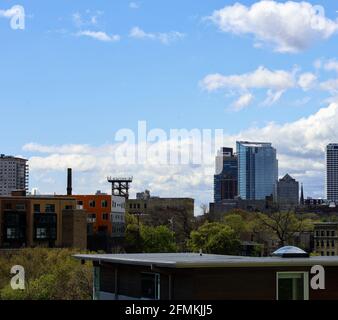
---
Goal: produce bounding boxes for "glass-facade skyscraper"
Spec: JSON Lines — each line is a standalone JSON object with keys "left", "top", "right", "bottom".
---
{"left": 326, "top": 144, "right": 338, "bottom": 201}
{"left": 236, "top": 141, "right": 278, "bottom": 200}
{"left": 214, "top": 148, "right": 238, "bottom": 203}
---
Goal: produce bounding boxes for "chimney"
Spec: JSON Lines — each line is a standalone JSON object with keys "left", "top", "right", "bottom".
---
{"left": 67, "top": 168, "right": 72, "bottom": 196}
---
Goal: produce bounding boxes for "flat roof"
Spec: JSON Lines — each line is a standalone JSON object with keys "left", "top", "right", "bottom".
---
{"left": 74, "top": 253, "right": 338, "bottom": 268}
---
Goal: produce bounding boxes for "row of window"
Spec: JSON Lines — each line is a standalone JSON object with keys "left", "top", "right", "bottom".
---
{"left": 87, "top": 213, "right": 110, "bottom": 222}
{"left": 320, "top": 251, "right": 336, "bottom": 256}
{"left": 129, "top": 203, "right": 147, "bottom": 210}
{"left": 77, "top": 200, "right": 109, "bottom": 208}
{"left": 315, "top": 230, "right": 336, "bottom": 237}
{"left": 316, "top": 240, "right": 335, "bottom": 248}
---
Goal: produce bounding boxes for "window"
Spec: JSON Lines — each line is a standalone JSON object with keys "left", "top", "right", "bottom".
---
{"left": 45, "top": 204, "right": 55, "bottom": 213}
{"left": 277, "top": 272, "right": 309, "bottom": 301}
{"left": 321, "top": 231, "right": 325, "bottom": 237}
{"left": 5, "top": 203, "right": 12, "bottom": 210}
{"left": 141, "top": 273, "right": 160, "bottom": 300}
{"left": 65, "top": 205, "right": 73, "bottom": 210}
{"left": 33, "top": 204, "right": 40, "bottom": 213}
{"left": 316, "top": 241, "right": 320, "bottom": 247}
{"left": 101, "top": 200, "right": 108, "bottom": 208}
{"left": 102, "top": 213, "right": 109, "bottom": 221}
{"left": 327, "top": 231, "right": 330, "bottom": 237}
{"left": 87, "top": 213, "right": 96, "bottom": 223}
{"left": 77, "top": 200, "right": 84, "bottom": 206}
{"left": 36, "top": 228, "right": 48, "bottom": 239}
{"left": 16, "top": 203, "right": 25, "bottom": 211}
{"left": 332, "top": 231, "right": 336, "bottom": 237}
{"left": 6, "top": 228, "right": 17, "bottom": 239}
{"left": 332, "top": 241, "right": 335, "bottom": 248}
{"left": 89, "top": 200, "right": 96, "bottom": 208}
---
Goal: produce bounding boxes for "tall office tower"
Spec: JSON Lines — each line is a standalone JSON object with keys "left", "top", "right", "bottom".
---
{"left": 0, "top": 154, "right": 29, "bottom": 196}
{"left": 214, "top": 147, "right": 238, "bottom": 203}
{"left": 326, "top": 144, "right": 338, "bottom": 201}
{"left": 237, "top": 141, "right": 278, "bottom": 200}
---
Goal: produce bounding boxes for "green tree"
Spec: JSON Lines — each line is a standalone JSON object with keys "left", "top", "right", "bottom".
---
{"left": 188, "top": 222, "right": 241, "bottom": 255}
{"left": 141, "top": 225, "right": 177, "bottom": 253}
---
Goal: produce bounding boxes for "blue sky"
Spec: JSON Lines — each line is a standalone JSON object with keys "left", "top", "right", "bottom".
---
{"left": 1, "top": 0, "right": 338, "bottom": 212}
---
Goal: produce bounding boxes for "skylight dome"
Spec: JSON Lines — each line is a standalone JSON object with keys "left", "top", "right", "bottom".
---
{"left": 272, "top": 246, "right": 309, "bottom": 258}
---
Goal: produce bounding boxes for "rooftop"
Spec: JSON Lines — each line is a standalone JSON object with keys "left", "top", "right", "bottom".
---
{"left": 74, "top": 253, "right": 338, "bottom": 268}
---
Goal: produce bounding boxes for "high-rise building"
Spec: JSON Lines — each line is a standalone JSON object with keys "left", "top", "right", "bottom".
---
{"left": 237, "top": 141, "right": 278, "bottom": 200}
{"left": 214, "top": 148, "right": 238, "bottom": 202}
{"left": 326, "top": 144, "right": 338, "bottom": 201}
{"left": 276, "top": 174, "right": 299, "bottom": 210}
{"left": 0, "top": 154, "right": 29, "bottom": 196}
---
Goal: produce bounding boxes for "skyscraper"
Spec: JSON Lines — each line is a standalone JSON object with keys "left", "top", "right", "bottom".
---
{"left": 237, "top": 141, "right": 278, "bottom": 200}
{"left": 0, "top": 154, "right": 29, "bottom": 196}
{"left": 326, "top": 144, "right": 338, "bottom": 201}
{"left": 276, "top": 174, "right": 299, "bottom": 210}
{"left": 214, "top": 148, "right": 238, "bottom": 203}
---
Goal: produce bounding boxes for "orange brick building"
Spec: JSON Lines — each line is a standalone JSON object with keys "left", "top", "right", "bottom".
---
{"left": 72, "top": 194, "right": 112, "bottom": 236}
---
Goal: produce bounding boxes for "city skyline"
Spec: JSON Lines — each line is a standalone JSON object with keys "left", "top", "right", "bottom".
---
{"left": 2, "top": 1, "right": 338, "bottom": 209}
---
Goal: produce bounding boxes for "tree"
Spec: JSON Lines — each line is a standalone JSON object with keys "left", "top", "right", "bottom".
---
{"left": 256, "top": 211, "right": 306, "bottom": 247}
{"left": 0, "top": 248, "right": 93, "bottom": 300}
{"left": 223, "top": 214, "right": 247, "bottom": 234}
{"left": 188, "top": 222, "right": 241, "bottom": 255}
{"left": 141, "top": 225, "right": 177, "bottom": 253}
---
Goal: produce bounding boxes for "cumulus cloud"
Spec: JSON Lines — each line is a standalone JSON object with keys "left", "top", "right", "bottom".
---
{"left": 129, "top": 26, "right": 185, "bottom": 44}
{"left": 324, "top": 59, "right": 338, "bottom": 73}
{"left": 76, "top": 30, "right": 120, "bottom": 42}
{"left": 201, "top": 66, "right": 298, "bottom": 106}
{"left": 23, "top": 102, "right": 338, "bottom": 208}
{"left": 207, "top": 1, "right": 338, "bottom": 53}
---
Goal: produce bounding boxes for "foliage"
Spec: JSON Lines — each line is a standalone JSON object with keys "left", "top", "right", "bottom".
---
{"left": 0, "top": 248, "right": 92, "bottom": 300}
{"left": 141, "top": 225, "right": 177, "bottom": 253}
{"left": 188, "top": 222, "right": 241, "bottom": 255}
{"left": 125, "top": 219, "right": 177, "bottom": 253}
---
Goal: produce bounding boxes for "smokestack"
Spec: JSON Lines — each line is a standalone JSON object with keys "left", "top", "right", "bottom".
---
{"left": 67, "top": 168, "right": 72, "bottom": 196}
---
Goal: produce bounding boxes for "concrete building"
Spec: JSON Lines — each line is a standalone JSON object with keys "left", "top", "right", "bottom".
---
{"left": 314, "top": 222, "right": 338, "bottom": 256}
{"left": 111, "top": 196, "right": 126, "bottom": 238}
{"left": 0, "top": 154, "right": 29, "bottom": 196}
{"left": 237, "top": 141, "right": 278, "bottom": 200}
{"left": 127, "top": 192, "right": 194, "bottom": 246}
{"left": 276, "top": 174, "right": 299, "bottom": 210}
{"left": 75, "top": 246, "right": 338, "bottom": 300}
{"left": 0, "top": 191, "right": 87, "bottom": 249}
{"left": 214, "top": 148, "right": 238, "bottom": 203}
{"left": 326, "top": 144, "right": 338, "bottom": 201}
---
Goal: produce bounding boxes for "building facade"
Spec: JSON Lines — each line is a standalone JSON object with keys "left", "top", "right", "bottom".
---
{"left": 326, "top": 144, "right": 338, "bottom": 201}
{"left": 314, "top": 222, "right": 338, "bottom": 256}
{"left": 0, "top": 155, "right": 29, "bottom": 196}
{"left": 214, "top": 148, "right": 238, "bottom": 203}
{"left": 276, "top": 174, "right": 299, "bottom": 210}
{"left": 0, "top": 192, "right": 87, "bottom": 249}
{"left": 237, "top": 141, "right": 278, "bottom": 200}
{"left": 127, "top": 193, "right": 194, "bottom": 246}
{"left": 76, "top": 251, "right": 338, "bottom": 300}
{"left": 111, "top": 196, "right": 126, "bottom": 238}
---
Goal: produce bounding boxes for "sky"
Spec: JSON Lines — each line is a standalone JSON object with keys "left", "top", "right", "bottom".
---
{"left": 1, "top": 0, "right": 338, "bottom": 214}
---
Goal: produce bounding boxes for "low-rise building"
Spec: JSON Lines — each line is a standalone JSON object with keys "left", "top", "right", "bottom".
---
{"left": 314, "top": 222, "right": 338, "bottom": 256}
{"left": 0, "top": 191, "right": 87, "bottom": 249}
{"left": 111, "top": 196, "right": 126, "bottom": 238}
{"left": 75, "top": 246, "right": 338, "bottom": 300}
{"left": 127, "top": 192, "right": 194, "bottom": 246}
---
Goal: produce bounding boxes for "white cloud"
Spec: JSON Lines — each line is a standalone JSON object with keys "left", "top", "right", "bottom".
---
{"left": 129, "top": 26, "right": 185, "bottom": 44}
{"left": 320, "top": 79, "right": 338, "bottom": 95}
{"left": 76, "top": 30, "right": 120, "bottom": 42}
{"left": 201, "top": 67, "right": 295, "bottom": 92}
{"left": 208, "top": 1, "right": 338, "bottom": 53}
{"left": 72, "top": 10, "right": 103, "bottom": 28}
{"left": 324, "top": 59, "right": 338, "bottom": 73}
{"left": 298, "top": 72, "right": 317, "bottom": 91}
{"left": 233, "top": 93, "right": 254, "bottom": 110}
{"left": 201, "top": 66, "right": 296, "bottom": 106}
{"left": 23, "top": 102, "right": 338, "bottom": 207}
